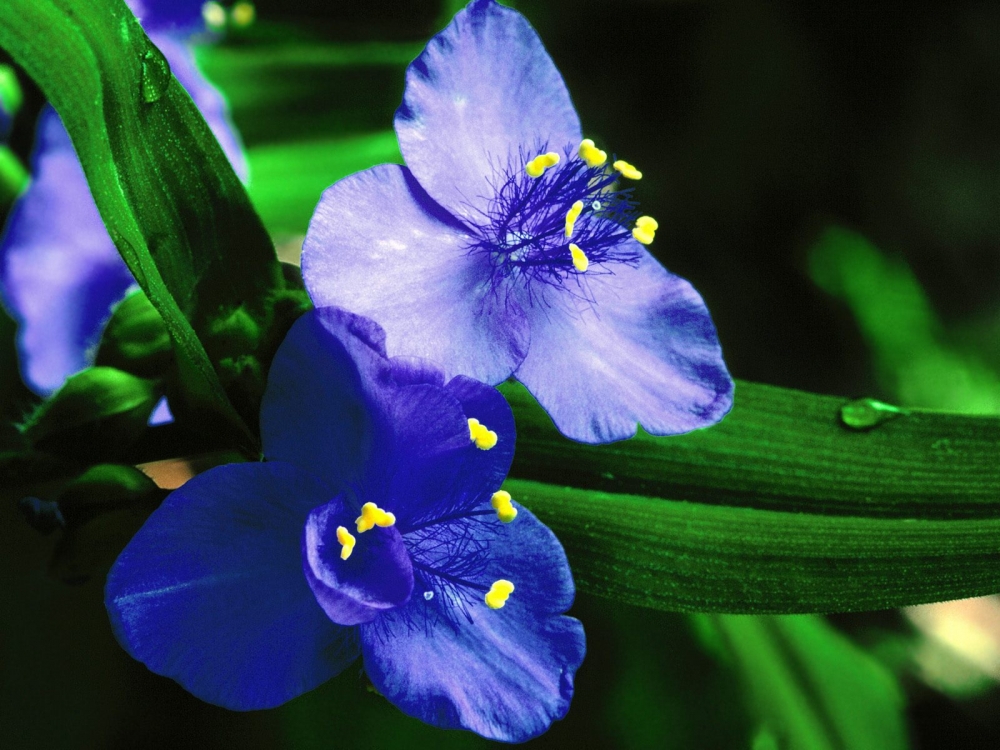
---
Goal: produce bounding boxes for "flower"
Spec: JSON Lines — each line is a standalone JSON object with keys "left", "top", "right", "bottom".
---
{"left": 105, "top": 307, "right": 585, "bottom": 742}
{"left": 0, "top": 0, "right": 246, "bottom": 397}
{"left": 301, "top": 0, "right": 734, "bottom": 444}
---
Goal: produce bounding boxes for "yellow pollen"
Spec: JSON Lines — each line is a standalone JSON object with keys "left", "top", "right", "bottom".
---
{"left": 525, "top": 151, "right": 560, "bottom": 178}
{"left": 485, "top": 579, "right": 515, "bottom": 609}
{"left": 569, "top": 243, "right": 589, "bottom": 272}
{"left": 613, "top": 160, "right": 642, "bottom": 180}
{"left": 578, "top": 138, "right": 608, "bottom": 168}
{"left": 490, "top": 490, "right": 518, "bottom": 523}
{"left": 202, "top": 1, "right": 226, "bottom": 29}
{"left": 632, "top": 228, "right": 654, "bottom": 245}
{"left": 355, "top": 502, "right": 396, "bottom": 533}
{"left": 632, "top": 215, "right": 657, "bottom": 245}
{"left": 564, "top": 200, "right": 584, "bottom": 237}
{"left": 231, "top": 1, "right": 256, "bottom": 27}
{"left": 468, "top": 418, "right": 498, "bottom": 450}
{"left": 336, "top": 526, "right": 356, "bottom": 560}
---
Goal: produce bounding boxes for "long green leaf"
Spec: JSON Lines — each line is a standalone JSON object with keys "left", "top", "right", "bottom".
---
{"left": 702, "top": 615, "right": 908, "bottom": 750}
{"left": 503, "top": 380, "right": 1000, "bottom": 518}
{"left": 0, "top": 0, "right": 283, "bottom": 451}
{"left": 511, "top": 478, "right": 1000, "bottom": 613}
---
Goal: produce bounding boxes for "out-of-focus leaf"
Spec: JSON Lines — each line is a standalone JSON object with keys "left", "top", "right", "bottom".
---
{"left": 56, "top": 464, "right": 161, "bottom": 528}
{"left": 247, "top": 131, "right": 401, "bottom": 237}
{"left": 503, "top": 380, "right": 1000, "bottom": 519}
{"left": 22, "top": 367, "right": 159, "bottom": 460}
{"left": 510, "top": 478, "right": 1000, "bottom": 613}
{"left": 0, "top": 0, "right": 284, "bottom": 452}
{"left": 701, "top": 615, "right": 908, "bottom": 750}
{"left": 95, "top": 290, "right": 173, "bottom": 379}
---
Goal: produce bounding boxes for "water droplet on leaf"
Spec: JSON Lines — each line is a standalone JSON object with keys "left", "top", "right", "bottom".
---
{"left": 839, "top": 398, "right": 907, "bottom": 430}
{"left": 140, "top": 45, "right": 171, "bottom": 104}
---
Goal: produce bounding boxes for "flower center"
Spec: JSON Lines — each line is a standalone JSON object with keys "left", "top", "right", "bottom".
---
{"left": 467, "top": 138, "right": 656, "bottom": 303}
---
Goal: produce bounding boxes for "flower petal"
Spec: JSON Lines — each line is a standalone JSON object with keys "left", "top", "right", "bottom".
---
{"left": 303, "top": 495, "right": 414, "bottom": 626}
{"left": 514, "top": 248, "right": 734, "bottom": 443}
{"left": 395, "top": 0, "right": 582, "bottom": 223}
{"left": 260, "top": 308, "right": 387, "bottom": 489}
{"left": 362, "top": 507, "right": 584, "bottom": 742}
{"left": 127, "top": 0, "right": 206, "bottom": 37}
{"left": 0, "top": 108, "right": 135, "bottom": 395}
{"left": 302, "top": 164, "right": 529, "bottom": 384}
{"left": 105, "top": 462, "right": 358, "bottom": 710}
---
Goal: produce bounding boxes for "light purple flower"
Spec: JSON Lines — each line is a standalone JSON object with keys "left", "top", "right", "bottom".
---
{"left": 302, "top": 0, "right": 733, "bottom": 444}
{"left": 0, "top": 1, "right": 246, "bottom": 396}
{"left": 106, "top": 307, "right": 585, "bottom": 742}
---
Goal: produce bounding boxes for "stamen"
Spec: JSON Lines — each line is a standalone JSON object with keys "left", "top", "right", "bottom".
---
{"left": 632, "top": 215, "right": 657, "bottom": 245}
{"left": 356, "top": 501, "right": 396, "bottom": 533}
{"left": 490, "top": 490, "right": 518, "bottom": 523}
{"left": 468, "top": 418, "right": 498, "bottom": 450}
{"left": 231, "top": 1, "right": 256, "bottom": 28}
{"left": 613, "top": 160, "right": 642, "bottom": 180}
{"left": 525, "top": 151, "right": 561, "bottom": 178}
{"left": 336, "top": 525, "right": 356, "bottom": 560}
{"left": 569, "top": 243, "right": 589, "bottom": 272}
{"left": 578, "top": 138, "right": 607, "bottom": 168}
{"left": 202, "top": 1, "right": 226, "bottom": 29}
{"left": 485, "top": 579, "right": 515, "bottom": 609}
{"left": 564, "top": 200, "right": 584, "bottom": 237}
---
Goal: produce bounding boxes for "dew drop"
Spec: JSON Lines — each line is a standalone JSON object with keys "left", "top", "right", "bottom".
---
{"left": 591, "top": 201, "right": 602, "bottom": 210}
{"left": 140, "top": 45, "right": 171, "bottom": 104}
{"left": 839, "top": 398, "right": 907, "bottom": 430}
{"left": 423, "top": 590, "right": 434, "bottom": 601}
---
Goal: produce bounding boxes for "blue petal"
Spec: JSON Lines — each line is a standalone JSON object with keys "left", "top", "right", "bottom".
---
{"left": 0, "top": 108, "right": 135, "bottom": 394}
{"left": 127, "top": 0, "right": 207, "bottom": 37}
{"left": 387, "top": 374, "right": 516, "bottom": 529}
{"left": 106, "top": 461, "right": 358, "bottom": 710}
{"left": 514, "top": 247, "right": 734, "bottom": 443}
{"left": 303, "top": 495, "right": 413, "bottom": 626}
{"left": 395, "top": 0, "right": 582, "bottom": 224}
{"left": 302, "top": 164, "right": 529, "bottom": 384}
{"left": 260, "top": 307, "right": 388, "bottom": 488}
{"left": 362, "top": 507, "right": 584, "bottom": 742}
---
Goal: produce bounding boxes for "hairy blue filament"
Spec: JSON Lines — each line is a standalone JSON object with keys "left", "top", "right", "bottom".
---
{"left": 466, "top": 145, "right": 644, "bottom": 304}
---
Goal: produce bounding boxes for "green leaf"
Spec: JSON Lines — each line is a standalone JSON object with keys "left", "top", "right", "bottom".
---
{"left": 510, "top": 477, "right": 1000, "bottom": 613}
{"left": 22, "top": 367, "right": 159, "bottom": 460}
{"left": 701, "top": 615, "right": 908, "bottom": 750}
{"left": 503, "top": 380, "right": 1000, "bottom": 519}
{"left": 0, "top": 0, "right": 283, "bottom": 452}
{"left": 95, "top": 290, "right": 173, "bottom": 379}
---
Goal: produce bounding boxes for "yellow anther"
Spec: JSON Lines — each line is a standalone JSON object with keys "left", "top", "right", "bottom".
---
{"left": 355, "top": 502, "right": 396, "bottom": 533}
{"left": 578, "top": 138, "right": 608, "bottom": 168}
{"left": 336, "top": 526, "right": 356, "bottom": 560}
{"left": 468, "top": 418, "right": 498, "bottom": 450}
{"left": 202, "top": 1, "right": 226, "bottom": 29}
{"left": 485, "top": 579, "right": 515, "bottom": 609}
{"left": 569, "top": 243, "right": 589, "bottom": 272}
{"left": 231, "top": 1, "right": 256, "bottom": 27}
{"left": 490, "top": 490, "right": 518, "bottom": 523}
{"left": 632, "top": 227, "right": 654, "bottom": 245}
{"left": 613, "top": 160, "right": 642, "bottom": 180}
{"left": 525, "top": 152, "right": 561, "bottom": 178}
{"left": 632, "top": 215, "right": 657, "bottom": 245}
{"left": 564, "top": 200, "right": 584, "bottom": 237}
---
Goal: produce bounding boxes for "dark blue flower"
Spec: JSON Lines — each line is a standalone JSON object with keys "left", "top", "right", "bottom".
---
{"left": 301, "top": 0, "right": 734, "bottom": 444}
{"left": 0, "top": 1, "right": 246, "bottom": 396}
{"left": 105, "top": 307, "right": 585, "bottom": 742}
